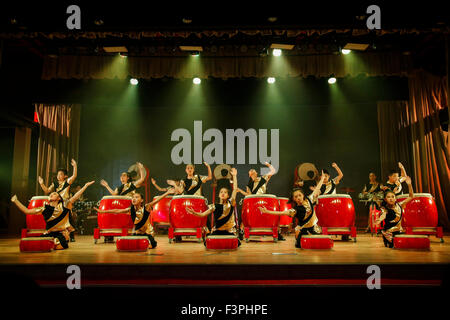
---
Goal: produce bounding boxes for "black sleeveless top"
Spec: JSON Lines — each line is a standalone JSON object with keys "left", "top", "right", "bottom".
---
{"left": 117, "top": 182, "right": 137, "bottom": 196}
{"left": 247, "top": 176, "right": 267, "bottom": 194}
{"left": 382, "top": 203, "right": 403, "bottom": 231}
{"left": 292, "top": 196, "right": 315, "bottom": 227}
{"left": 130, "top": 205, "right": 151, "bottom": 230}
{"left": 212, "top": 201, "right": 235, "bottom": 230}
{"left": 41, "top": 203, "right": 71, "bottom": 231}
{"left": 182, "top": 174, "right": 203, "bottom": 195}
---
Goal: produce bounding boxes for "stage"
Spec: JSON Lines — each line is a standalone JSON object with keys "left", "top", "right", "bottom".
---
{"left": 1, "top": 233, "right": 449, "bottom": 288}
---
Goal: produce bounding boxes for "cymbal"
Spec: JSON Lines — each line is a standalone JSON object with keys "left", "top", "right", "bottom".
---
{"left": 214, "top": 164, "right": 232, "bottom": 180}
{"left": 128, "top": 163, "right": 147, "bottom": 181}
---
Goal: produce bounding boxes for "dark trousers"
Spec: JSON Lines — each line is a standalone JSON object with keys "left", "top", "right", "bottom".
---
{"left": 40, "top": 231, "right": 68, "bottom": 249}
{"left": 134, "top": 233, "right": 157, "bottom": 248}
{"left": 295, "top": 227, "right": 319, "bottom": 248}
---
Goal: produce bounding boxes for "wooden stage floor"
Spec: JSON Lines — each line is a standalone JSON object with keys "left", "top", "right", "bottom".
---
{"left": 0, "top": 233, "right": 449, "bottom": 288}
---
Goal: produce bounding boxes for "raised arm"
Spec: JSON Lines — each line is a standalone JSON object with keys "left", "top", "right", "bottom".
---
{"left": 69, "top": 181, "right": 95, "bottom": 205}
{"left": 68, "top": 159, "right": 77, "bottom": 184}
{"left": 237, "top": 187, "right": 250, "bottom": 197}
{"left": 151, "top": 178, "right": 168, "bottom": 192}
{"left": 186, "top": 205, "right": 214, "bottom": 218}
{"left": 398, "top": 162, "right": 407, "bottom": 181}
{"left": 332, "top": 162, "right": 344, "bottom": 184}
{"left": 264, "top": 162, "right": 277, "bottom": 178}
{"left": 38, "top": 176, "right": 51, "bottom": 194}
{"left": 311, "top": 171, "right": 326, "bottom": 199}
{"left": 230, "top": 168, "right": 238, "bottom": 203}
{"left": 11, "top": 195, "right": 39, "bottom": 215}
{"left": 399, "top": 176, "right": 414, "bottom": 208}
{"left": 100, "top": 179, "right": 117, "bottom": 195}
{"left": 145, "top": 188, "right": 176, "bottom": 210}
{"left": 202, "top": 162, "right": 213, "bottom": 182}
{"left": 134, "top": 162, "right": 146, "bottom": 188}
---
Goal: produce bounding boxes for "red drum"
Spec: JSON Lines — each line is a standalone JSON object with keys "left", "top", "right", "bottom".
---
{"left": 151, "top": 196, "right": 172, "bottom": 225}
{"left": 206, "top": 235, "right": 239, "bottom": 250}
{"left": 94, "top": 196, "right": 133, "bottom": 243}
{"left": 278, "top": 197, "right": 292, "bottom": 227}
{"left": 22, "top": 196, "right": 48, "bottom": 237}
{"left": 396, "top": 193, "right": 443, "bottom": 241}
{"left": 394, "top": 235, "right": 430, "bottom": 250}
{"left": 369, "top": 204, "right": 383, "bottom": 235}
{"left": 168, "top": 195, "right": 208, "bottom": 242}
{"left": 116, "top": 236, "right": 149, "bottom": 252}
{"left": 301, "top": 235, "right": 334, "bottom": 249}
{"left": 316, "top": 194, "right": 357, "bottom": 241}
{"left": 242, "top": 194, "right": 280, "bottom": 242}
{"left": 20, "top": 237, "right": 54, "bottom": 252}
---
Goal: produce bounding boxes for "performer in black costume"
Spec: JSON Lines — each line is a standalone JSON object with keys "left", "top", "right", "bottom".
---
{"left": 167, "top": 162, "right": 212, "bottom": 196}
{"left": 359, "top": 172, "right": 383, "bottom": 232}
{"left": 375, "top": 175, "right": 414, "bottom": 248}
{"left": 311, "top": 162, "right": 343, "bottom": 196}
{"left": 259, "top": 172, "right": 326, "bottom": 248}
{"left": 381, "top": 162, "right": 407, "bottom": 196}
{"left": 186, "top": 168, "right": 240, "bottom": 246}
{"left": 100, "top": 162, "right": 146, "bottom": 197}
{"left": 38, "top": 159, "right": 78, "bottom": 242}
{"left": 11, "top": 181, "right": 94, "bottom": 249}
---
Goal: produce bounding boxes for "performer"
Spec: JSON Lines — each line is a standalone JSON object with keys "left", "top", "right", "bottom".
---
{"left": 167, "top": 162, "right": 212, "bottom": 196}
{"left": 258, "top": 172, "right": 326, "bottom": 248}
{"left": 237, "top": 162, "right": 276, "bottom": 196}
{"left": 359, "top": 172, "right": 383, "bottom": 232}
{"left": 11, "top": 181, "right": 95, "bottom": 250}
{"left": 38, "top": 159, "right": 78, "bottom": 241}
{"left": 186, "top": 168, "right": 240, "bottom": 246}
{"left": 100, "top": 162, "right": 146, "bottom": 196}
{"left": 95, "top": 188, "right": 176, "bottom": 248}
{"left": 381, "top": 162, "right": 407, "bottom": 196}
{"left": 313, "top": 162, "right": 343, "bottom": 195}
{"left": 236, "top": 162, "right": 283, "bottom": 240}
{"left": 375, "top": 176, "right": 414, "bottom": 248}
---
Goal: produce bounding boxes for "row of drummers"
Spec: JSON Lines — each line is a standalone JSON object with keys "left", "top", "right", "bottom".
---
{"left": 14, "top": 162, "right": 443, "bottom": 251}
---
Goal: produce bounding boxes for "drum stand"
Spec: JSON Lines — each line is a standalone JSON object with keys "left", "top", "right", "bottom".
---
{"left": 168, "top": 227, "right": 204, "bottom": 243}
{"left": 244, "top": 227, "right": 279, "bottom": 243}
{"left": 93, "top": 228, "right": 132, "bottom": 244}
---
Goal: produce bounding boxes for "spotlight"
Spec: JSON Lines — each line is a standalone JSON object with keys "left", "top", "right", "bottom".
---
{"left": 119, "top": 52, "right": 128, "bottom": 58}
{"left": 191, "top": 51, "right": 200, "bottom": 57}
{"left": 272, "top": 49, "right": 282, "bottom": 56}
{"left": 328, "top": 77, "right": 337, "bottom": 84}
{"left": 130, "top": 78, "right": 138, "bottom": 85}
{"left": 267, "top": 77, "right": 276, "bottom": 84}
{"left": 193, "top": 77, "right": 201, "bottom": 85}
{"left": 341, "top": 49, "right": 351, "bottom": 55}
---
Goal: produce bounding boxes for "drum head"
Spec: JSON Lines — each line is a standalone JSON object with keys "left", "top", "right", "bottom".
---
{"left": 296, "top": 163, "right": 319, "bottom": 181}
{"left": 207, "top": 235, "right": 237, "bottom": 239}
{"left": 101, "top": 195, "right": 132, "bottom": 200}
{"left": 318, "top": 194, "right": 352, "bottom": 199}
{"left": 394, "top": 234, "right": 428, "bottom": 238}
{"left": 302, "top": 235, "right": 331, "bottom": 239}
{"left": 30, "top": 196, "right": 49, "bottom": 200}
{"left": 214, "top": 164, "right": 232, "bottom": 180}
{"left": 244, "top": 194, "right": 277, "bottom": 199}
{"left": 22, "top": 237, "right": 53, "bottom": 241}
{"left": 171, "top": 195, "right": 206, "bottom": 200}
{"left": 117, "top": 236, "right": 149, "bottom": 240}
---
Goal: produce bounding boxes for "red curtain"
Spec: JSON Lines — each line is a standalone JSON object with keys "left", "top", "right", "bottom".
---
{"left": 35, "top": 104, "right": 81, "bottom": 194}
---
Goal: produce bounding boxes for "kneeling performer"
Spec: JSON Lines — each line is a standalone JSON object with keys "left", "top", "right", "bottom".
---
{"left": 259, "top": 172, "right": 325, "bottom": 248}
{"left": 186, "top": 168, "right": 240, "bottom": 245}
{"left": 11, "top": 181, "right": 95, "bottom": 249}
